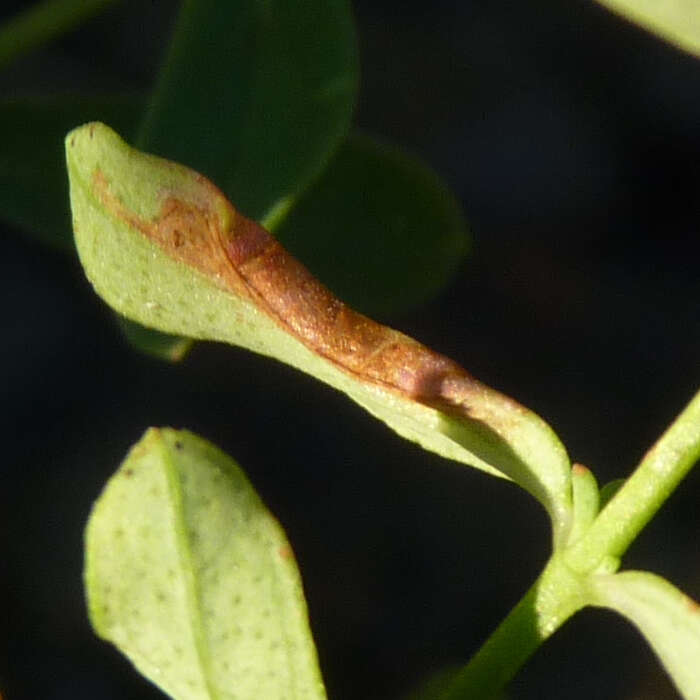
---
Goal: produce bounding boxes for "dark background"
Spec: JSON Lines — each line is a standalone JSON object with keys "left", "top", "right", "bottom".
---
{"left": 2, "top": 1, "right": 699, "bottom": 698}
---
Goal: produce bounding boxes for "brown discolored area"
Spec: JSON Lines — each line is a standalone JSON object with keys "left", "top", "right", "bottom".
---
{"left": 219, "top": 216, "right": 475, "bottom": 403}
{"left": 92, "top": 166, "right": 484, "bottom": 412}
{"left": 92, "top": 169, "right": 251, "bottom": 299}
{"left": 278, "top": 545, "right": 293, "bottom": 560}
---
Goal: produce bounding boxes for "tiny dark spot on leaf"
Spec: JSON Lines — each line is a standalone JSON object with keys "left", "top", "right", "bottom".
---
{"left": 174, "top": 441, "right": 183, "bottom": 450}
{"left": 124, "top": 468, "right": 134, "bottom": 477}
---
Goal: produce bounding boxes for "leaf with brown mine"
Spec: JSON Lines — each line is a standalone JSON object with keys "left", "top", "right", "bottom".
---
{"left": 66, "top": 122, "right": 574, "bottom": 544}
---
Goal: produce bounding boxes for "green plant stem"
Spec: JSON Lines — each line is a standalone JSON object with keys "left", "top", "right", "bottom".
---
{"left": 444, "top": 389, "right": 700, "bottom": 699}
{"left": 566, "top": 388, "right": 700, "bottom": 572}
{"left": 0, "top": 0, "right": 118, "bottom": 70}
{"left": 442, "top": 556, "right": 586, "bottom": 699}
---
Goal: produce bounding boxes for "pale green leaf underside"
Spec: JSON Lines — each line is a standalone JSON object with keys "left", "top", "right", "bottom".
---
{"left": 595, "top": 0, "right": 700, "bottom": 58}
{"left": 85, "top": 428, "right": 327, "bottom": 700}
{"left": 588, "top": 571, "right": 700, "bottom": 699}
{"left": 66, "top": 122, "right": 572, "bottom": 543}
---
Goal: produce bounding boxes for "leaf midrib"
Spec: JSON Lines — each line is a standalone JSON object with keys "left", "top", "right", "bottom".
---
{"left": 160, "top": 433, "right": 221, "bottom": 700}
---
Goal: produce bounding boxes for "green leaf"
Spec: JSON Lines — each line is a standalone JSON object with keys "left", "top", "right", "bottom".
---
{"left": 595, "top": 0, "right": 700, "bottom": 58}
{"left": 137, "top": 0, "right": 358, "bottom": 222}
{"left": 66, "top": 122, "right": 572, "bottom": 542}
{"left": 565, "top": 388, "right": 700, "bottom": 573}
{"left": 599, "top": 478, "right": 626, "bottom": 509}
{"left": 0, "top": 0, "right": 119, "bottom": 70}
{"left": 121, "top": 0, "right": 357, "bottom": 361}
{"left": 274, "top": 132, "right": 469, "bottom": 317}
{"left": 588, "top": 571, "right": 700, "bottom": 698}
{"left": 115, "top": 315, "right": 193, "bottom": 362}
{"left": 0, "top": 94, "right": 142, "bottom": 248}
{"left": 85, "top": 428, "right": 327, "bottom": 700}
{"left": 0, "top": 95, "right": 185, "bottom": 361}
{"left": 566, "top": 464, "right": 600, "bottom": 546}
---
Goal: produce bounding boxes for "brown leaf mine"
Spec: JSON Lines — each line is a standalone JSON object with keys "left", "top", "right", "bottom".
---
{"left": 92, "top": 165, "right": 489, "bottom": 414}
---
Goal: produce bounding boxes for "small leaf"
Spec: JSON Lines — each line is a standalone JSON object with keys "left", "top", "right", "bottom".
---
{"left": 66, "top": 123, "right": 572, "bottom": 542}
{"left": 566, "top": 464, "right": 600, "bottom": 546}
{"left": 588, "top": 571, "right": 700, "bottom": 698}
{"left": 0, "top": 94, "right": 142, "bottom": 248}
{"left": 85, "top": 428, "right": 327, "bottom": 700}
{"left": 275, "top": 132, "right": 469, "bottom": 317}
{"left": 115, "top": 316, "right": 193, "bottom": 362}
{"left": 0, "top": 95, "right": 189, "bottom": 362}
{"left": 137, "top": 0, "right": 358, "bottom": 222}
{"left": 599, "top": 478, "right": 626, "bottom": 509}
{"left": 595, "top": 0, "right": 700, "bottom": 58}
{"left": 0, "top": 0, "right": 118, "bottom": 70}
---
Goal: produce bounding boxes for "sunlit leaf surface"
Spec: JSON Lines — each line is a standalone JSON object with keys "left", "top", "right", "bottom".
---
{"left": 595, "top": 0, "right": 700, "bottom": 57}
{"left": 85, "top": 428, "right": 327, "bottom": 700}
{"left": 67, "top": 122, "right": 572, "bottom": 542}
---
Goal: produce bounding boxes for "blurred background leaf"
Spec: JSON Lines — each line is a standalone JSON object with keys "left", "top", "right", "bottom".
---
{"left": 115, "top": 316, "right": 192, "bottom": 362}
{"left": 276, "top": 132, "right": 469, "bottom": 317}
{"left": 0, "top": 94, "right": 141, "bottom": 248}
{"left": 0, "top": 0, "right": 119, "bottom": 70}
{"left": 137, "top": 0, "right": 359, "bottom": 222}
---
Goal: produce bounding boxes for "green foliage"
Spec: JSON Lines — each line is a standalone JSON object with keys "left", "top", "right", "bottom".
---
{"left": 66, "top": 119, "right": 700, "bottom": 700}
{"left": 2, "top": 0, "right": 699, "bottom": 698}
{"left": 275, "top": 132, "right": 468, "bottom": 317}
{"left": 66, "top": 122, "right": 572, "bottom": 541}
{"left": 86, "top": 428, "right": 326, "bottom": 699}
{"left": 588, "top": 571, "right": 700, "bottom": 699}
{"left": 136, "top": 0, "right": 359, "bottom": 223}
{"left": 0, "top": 95, "right": 141, "bottom": 248}
{"left": 595, "top": 0, "right": 700, "bottom": 57}
{"left": 0, "top": 0, "right": 117, "bottom": 69}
